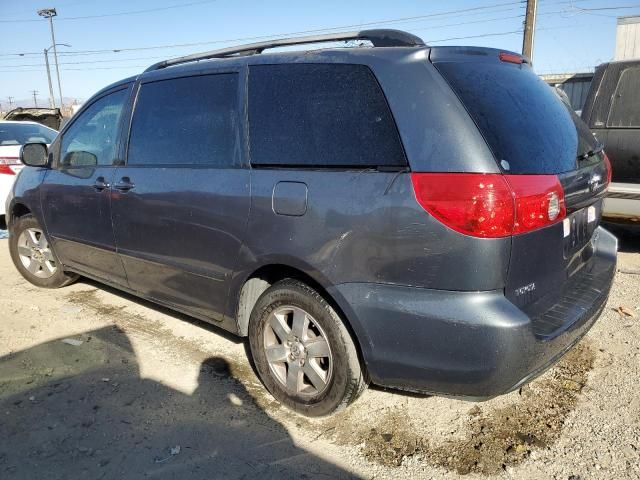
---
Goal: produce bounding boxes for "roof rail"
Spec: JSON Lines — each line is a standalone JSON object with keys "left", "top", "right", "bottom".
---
{"left": 144, "top": 29, "right": 426, "bottom": 72}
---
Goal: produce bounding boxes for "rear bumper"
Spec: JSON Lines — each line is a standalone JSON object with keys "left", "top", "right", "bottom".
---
{"left": 329, "top": 226, "right": 617, "bottom": 398}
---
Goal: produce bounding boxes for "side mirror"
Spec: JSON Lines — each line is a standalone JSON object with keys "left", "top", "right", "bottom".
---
{"left": 20, "top": 143, "right": 49, "bottom": 167}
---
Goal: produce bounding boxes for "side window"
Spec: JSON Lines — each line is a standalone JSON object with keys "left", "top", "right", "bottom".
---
{"left": 60, "top": 89, "right": 127, "bottom": 167}
{"left": 248, "top": 64, "right": 406, "bottom": 168}
{"left": 127, "top": 74, "right": 240, "bottom": 167}
{"left": 607, "top": 66, "right": 640, "bottom": 128}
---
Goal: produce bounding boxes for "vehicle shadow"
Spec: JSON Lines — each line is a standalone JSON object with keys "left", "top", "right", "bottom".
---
{"left": 76, "top": 278, "right": 436, "bottom": 404}
{"left": 0, "top": 326, "right": 359, "bottom": 479}
{"left": 603, "top": 221, "right": 640, "bottom": 254}
{"left": 76, "top": 277, "right": 243, "bottom": 345}
{"left": 75, "top": 277, "right": 432, "bottom": 402}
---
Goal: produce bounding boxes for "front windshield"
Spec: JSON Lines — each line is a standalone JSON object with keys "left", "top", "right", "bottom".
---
{"left": 0, "top": 123, "right": 57, "bottom": 146}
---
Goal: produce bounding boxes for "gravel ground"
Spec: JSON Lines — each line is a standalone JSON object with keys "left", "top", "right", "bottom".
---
{"left": 0, "top": 226, "right": 638, "bottom": 480}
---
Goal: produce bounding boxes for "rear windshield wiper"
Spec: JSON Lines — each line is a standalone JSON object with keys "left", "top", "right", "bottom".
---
{"left": 577, "top": 143, "right": 604, "bottom": 161}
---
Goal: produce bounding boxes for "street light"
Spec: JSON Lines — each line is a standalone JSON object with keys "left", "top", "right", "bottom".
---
{"left": 43, "top": 43, "right": 70, "bottom": 109}
{"left": 37, "top": 8, "right": 65, "bottom": 108}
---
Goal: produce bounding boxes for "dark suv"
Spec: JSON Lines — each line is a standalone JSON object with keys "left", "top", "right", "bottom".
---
{"left": 7, "top": 30, "right": 617, "bottom": 416}
{"left": 581, "top": 60, "right": 640, "bottom": 222}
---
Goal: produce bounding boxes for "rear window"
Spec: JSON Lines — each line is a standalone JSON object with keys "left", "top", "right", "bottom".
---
{"left": 607, "top": 66, "right": 640, "bottom": 128}
{"left": 435, "top": 61, "right": 597, "bottom": 174}
{"left": 0, "top": 123, "right": 56, "bottom": 145}
{"left": 248, "top": 64, "right": 406, "bottom": 168}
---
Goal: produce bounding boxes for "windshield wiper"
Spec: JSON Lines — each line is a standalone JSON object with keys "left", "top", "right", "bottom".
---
{"left": 577, "top": 143, "right": 604, "bottom": 161}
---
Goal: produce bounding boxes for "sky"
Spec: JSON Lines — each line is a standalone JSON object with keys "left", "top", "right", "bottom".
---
{"left": 1, "top": 0, "right": 640, "bottom": 107}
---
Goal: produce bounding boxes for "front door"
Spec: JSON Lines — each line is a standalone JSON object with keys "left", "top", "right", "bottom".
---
{"left": 40, "top": 87, "right": 130, "bottom": 285}
{"left": 111, "top": 72, "right": 249, "bottom": 322}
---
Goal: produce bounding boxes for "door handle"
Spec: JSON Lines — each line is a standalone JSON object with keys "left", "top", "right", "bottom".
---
{"left": 93, "top": 176, "right": 110, "bottom": 191}
{"left": 114, "top": 177, "right": 135, "bottom": 192}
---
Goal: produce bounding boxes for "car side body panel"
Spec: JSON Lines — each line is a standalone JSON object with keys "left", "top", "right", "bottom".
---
{"left": 225, "top": 170, "right": 511, "bottom": 322}
{"left": 111, "top": 166, "right": 251, "bottom": 323}
{"left": 6, "top": 167, "right": 48, "bottom": 228}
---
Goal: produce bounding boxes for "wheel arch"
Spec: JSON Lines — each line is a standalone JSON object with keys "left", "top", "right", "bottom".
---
{"left": 234, "top": 263, "right": 369, "bottom": 376}
{"left": 8, "top": 202, "right": 32, "bottom": 229}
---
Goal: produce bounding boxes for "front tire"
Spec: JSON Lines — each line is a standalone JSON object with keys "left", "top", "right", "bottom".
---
{"left": 9, "top": 215, "right": 78, "bottom": 288}
{"left": 248, "top": 279, "right": 367, "bottom": 416}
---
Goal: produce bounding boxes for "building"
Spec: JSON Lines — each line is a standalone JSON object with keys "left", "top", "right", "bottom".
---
{"left": 615, "top": 16, "right": 640, "bottom": 61}
{"left": 540, "top": 15, "right": 640, "bottom": 112}
{"left": 540, "top": 72, "right": 593, "bottom": 112}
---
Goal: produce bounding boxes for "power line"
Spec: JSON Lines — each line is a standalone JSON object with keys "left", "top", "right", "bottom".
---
{"left": 0, "top": 0, "right": 587, "bottom": 32}
{"left": 0, "top": 12, "right": 535, "bottom": 68}
{"left": 0, "top": 14, "right": 609, "bottom": 72}
{"left": 427, "top": 29, "right": 524, "bottom": 43}
{"left": 572, "top": 4, "right": 640, "bottom": 12}
{"left": 0, "top": 0, "right": 220, "bottom": 23}
{"left": 0, "top": 55, "right": 169, "bottom": 68}
{"left": 0, "top": 25, "right": 529, "bottom": 73}
{"left": 0, "top": 65, "right": 149, "bottom": 74}
{"left": 565, "top": 3, "right": 640, "bottom": 18}
{"left": 0, "top": 0, "right": 602, "bottom": 59}
{"left": 0, "top": 1, "right": 527, "bottom": 54}
{"left": 0, "top": 0, "right": 625, "bottom": 76}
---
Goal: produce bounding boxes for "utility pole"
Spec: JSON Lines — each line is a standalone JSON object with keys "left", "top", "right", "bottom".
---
{"left": 31, "top": 90, "right": 39, "bottom": 107}
{"left": 7, "top": 97, "right": 15, "bottom": 109}
{"left": 522, "top": 0, "right": 538, "bottom": 61}
{"left": 43, "top": 43, "right": 70, "bottom": 109}
{"left": 38, "top": 8, "right": 64, "bottom": 108}
{"left": 44, "top": 48, "right": 56, "bottom": 108}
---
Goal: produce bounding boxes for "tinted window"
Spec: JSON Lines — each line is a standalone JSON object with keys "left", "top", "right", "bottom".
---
{"left": 0, "top": 123, "right": 56, "bottom": 145}
{"left": 607, "top": 66, "right": 640, "bottom": 128}
{"left": 435, "top": 61, "right": 597, "bottom": 174}
{"left": 128, "top": 74, "right": 239, "bottom": 167}
{"left": 248, "top": 64, "right": 406, "bottom": 168}
{"left": 60, "top": 89, "right": 127, "bottom": 167}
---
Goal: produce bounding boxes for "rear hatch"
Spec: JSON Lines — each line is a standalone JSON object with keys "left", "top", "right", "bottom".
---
{"left": 3, "top": 107, "right": 63, "bottom": 130}
{"left": 430, "top": 47, "right": 611, "bottom": 336}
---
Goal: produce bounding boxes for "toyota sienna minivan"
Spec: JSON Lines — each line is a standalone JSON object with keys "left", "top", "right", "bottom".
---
{"left": 6, "top": 30, "right": 617, "bottom": 416}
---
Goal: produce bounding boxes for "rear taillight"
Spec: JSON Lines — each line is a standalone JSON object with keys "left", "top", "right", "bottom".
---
{"left": 0, "top": 157, "right": 20, "bottom": 175}
{"left": 411, "top": 173, "right": 566, "bottom": 238}
{"left": 603, "top": 152, "right": 612, "bottom": 187}
{"left": 504, "top": 175, "right": 566, "bottom": 234}
{"left": 411, "top": 173, "right": 514, "bottom": 237}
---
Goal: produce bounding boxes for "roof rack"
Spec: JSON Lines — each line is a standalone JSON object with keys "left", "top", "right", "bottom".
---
{"left": 144, "top": 29, "right": 426, "bottom": 72}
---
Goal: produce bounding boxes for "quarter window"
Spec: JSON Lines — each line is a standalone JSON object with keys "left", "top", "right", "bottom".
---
{"left": 607, "top": 66, "right": 640, "bottom": 128}
{"left": 60, "top": 88, "right": 128, "bottom": 167}
{"left": 248, "top": 64, "right": 406, "bottom": 168}
{"left": 127, "top": 74, "right": 240, "bottom": 167}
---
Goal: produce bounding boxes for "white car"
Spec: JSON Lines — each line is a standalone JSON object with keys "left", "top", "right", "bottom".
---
{"left": 0, "top": 121, "right": 58, "bottom": 226}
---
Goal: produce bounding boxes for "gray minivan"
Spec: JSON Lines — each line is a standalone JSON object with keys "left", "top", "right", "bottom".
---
{"left": 7, "top": 30, "right": 617, "bottom": 416}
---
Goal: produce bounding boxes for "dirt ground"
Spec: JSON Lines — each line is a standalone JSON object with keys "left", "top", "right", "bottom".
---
{"left": 0, "top": 225, "right": 638, "bottom": 480}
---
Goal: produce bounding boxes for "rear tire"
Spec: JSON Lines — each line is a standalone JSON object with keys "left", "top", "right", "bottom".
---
{"left": 9, "top": 215, "right": 78, "bottom": 288}
{"left": 248, "top": 279, "right": 367, "bottom": 416}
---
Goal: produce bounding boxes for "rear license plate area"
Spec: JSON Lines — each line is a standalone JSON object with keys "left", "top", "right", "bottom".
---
{"left": 563, "top": 204, "right": 599, "bottom": 257}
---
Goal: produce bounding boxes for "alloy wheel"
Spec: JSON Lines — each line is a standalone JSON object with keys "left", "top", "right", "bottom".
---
{"left": 263, "top": 305, "right": 333, "bottom": 397}
{"left": 17, "top": 228, "right": 57, "bottom": 279}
